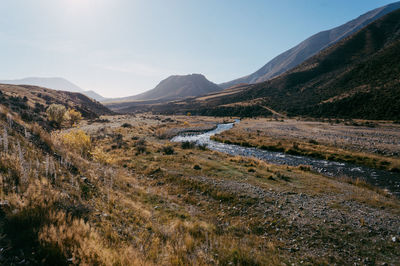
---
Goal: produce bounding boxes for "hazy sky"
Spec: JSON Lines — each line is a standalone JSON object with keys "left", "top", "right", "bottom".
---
{"left": 0, "top": 0, "right": 396, "bottom": 97}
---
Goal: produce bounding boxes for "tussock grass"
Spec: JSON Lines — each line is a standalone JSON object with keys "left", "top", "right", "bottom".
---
{"left": 0, "top": 113, "right": 399, "bottom": 265}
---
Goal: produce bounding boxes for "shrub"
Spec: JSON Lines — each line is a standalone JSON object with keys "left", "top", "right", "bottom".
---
{"left": 66, "top": 109, "right": 82, "bottom": 127}
{"left": 298, "top": 165, "right": 311, "bottom": 171}
{"left": 134, "top": 139, "right": 147, "bottom": 154}
{"left": 161, "top": 145, "right": 174, "bottom": 155}
{"left": 46, "top": 104, "right": 67, "bottom": 127}
{"left": 91, "top": 146, "right": 115, "bottom": 164}
{"left": 197, "top": 143, "right": 208, "bottom": 150}
{"left": 60, "top": 130, "right": 92, "bottom": 156}
{"left": 181, "top": 141, "right": 195, "bottom": 149}
{"left": 121, "top": 123, "right": 132, "bottom": 128}
{"left": 193, "top": 164, "right": 201, "bottom": 170}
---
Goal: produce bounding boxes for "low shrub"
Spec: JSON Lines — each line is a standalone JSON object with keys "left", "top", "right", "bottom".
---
{"left": 134, "top": 139, "right": 147, "bottom": 154}
{"left": 181, "top": 141, "right": 195, "bottom": 149}
{"left": 197, "top": 143, "right": 208, "bottom": 150}
{"left": 193, "top": 164, "right": 201, "bottom": 170}
{"left": 59, "top": 130, "right": 92, "bottom": 156}
{"left": 161, "top": 145, "right": 174, "bottom": 155}
{"left": 121, "top": 123, "right": 132, "bottom": 128}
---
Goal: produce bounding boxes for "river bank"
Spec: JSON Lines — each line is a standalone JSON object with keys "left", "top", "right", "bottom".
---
{"left": 211, "top": 118, "right": 400, "bottom": 172}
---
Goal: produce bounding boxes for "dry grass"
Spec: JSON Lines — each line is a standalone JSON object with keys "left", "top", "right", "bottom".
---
{"left": 0, "top": 113, "right": 399, "bottom": 265}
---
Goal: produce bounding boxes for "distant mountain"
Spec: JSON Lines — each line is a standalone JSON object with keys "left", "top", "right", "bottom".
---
{"left": 152, "top": 8, "right": 400, "bottom": 120}
{"left": 0, "top": 77, "right": 84, "bottom": 92}
{"left": 115, "top": 74, "right": 222, "bottom": 102}
{"left": 0, "top": 77, "right": 108, "bottom": 102}
{"left": 82, "top": 90, "right": 108, "bottom": 102}
{"left": 220, "top": 1, "right": 400, "bottom": 89}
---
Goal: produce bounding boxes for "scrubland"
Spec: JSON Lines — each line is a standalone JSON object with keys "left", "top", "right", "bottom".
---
{"left": 0, "top": 111, "right": 399, "bottom": 265}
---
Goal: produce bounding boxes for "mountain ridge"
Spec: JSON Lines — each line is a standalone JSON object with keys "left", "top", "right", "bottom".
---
{"left": 220, "top": 1, "right": 400, "bottom": 89}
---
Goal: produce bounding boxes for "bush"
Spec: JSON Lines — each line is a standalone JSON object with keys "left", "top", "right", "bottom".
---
{"left": 46, "top": 104, "right": 66, "bottom": 127}
{"left": 193, "top": 164, "right": 201, "bottom": 170}
{"left": 91, "top": 146, "right": 115, "bottom": 164}
{"left": 197, "top": 143, "right": 208, "bottom": 150}
{"left": 121, "top": 123, "right": 132, "bottom": 128}
{"left": 134, "top": 139, "right": 147, "bottom": 154}
{"left": 181, "top": 141, "right": 195, "bottom": 149}
{"left": 60, "top": 130, "right": 92, "bottom": 156}
{"left": 161, "top": 145, "right": 174, "bottom": 155}
{"left": 66, "top": 109, "right": 82, "bottom": 127}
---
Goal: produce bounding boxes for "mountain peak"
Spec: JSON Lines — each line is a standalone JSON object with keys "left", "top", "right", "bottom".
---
{"left": 128, "top": 73, "right": 222, "bottom": 101}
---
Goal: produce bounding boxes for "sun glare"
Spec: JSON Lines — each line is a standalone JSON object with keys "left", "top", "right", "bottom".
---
{"left": 64, "top": 0, "right": 93, "bottom": 13}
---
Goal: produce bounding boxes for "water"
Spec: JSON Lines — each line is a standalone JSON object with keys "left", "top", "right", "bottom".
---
{"left": 172, "top": 121, "right": 400, "bottom": 197}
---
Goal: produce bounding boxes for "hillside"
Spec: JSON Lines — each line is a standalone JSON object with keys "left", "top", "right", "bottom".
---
{"left": 152, "top": 8, "right": 400, "bottom": 120}
{"left": 0, "top": 84, "right": 113, "bottom": 125}
{"left": 110, "top": 74, "right": 222, "bottom": 103}
{"left": 0, "top": 77, "right": 108, "bottom": 102}
{"left": 220, "top": 1, "right": 400, "bottom": 89}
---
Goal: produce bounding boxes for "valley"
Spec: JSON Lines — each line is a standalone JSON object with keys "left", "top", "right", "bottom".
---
{"left": 0, "top": 81, "right": 399, "bottom": 264}
{"left": 1, "top": 1, "right": 400, "bottom": 265}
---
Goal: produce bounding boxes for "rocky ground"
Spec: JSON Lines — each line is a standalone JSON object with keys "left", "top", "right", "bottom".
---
{"left": 78, "top": 114, "right": 400, "bottom": 265}
{"left": 237, "top": 118, "right": 400, "bottom": 157}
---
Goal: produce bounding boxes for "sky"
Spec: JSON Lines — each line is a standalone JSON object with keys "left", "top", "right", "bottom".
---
{"left": 0, "top": 0, "right": 396, "bottom": 97}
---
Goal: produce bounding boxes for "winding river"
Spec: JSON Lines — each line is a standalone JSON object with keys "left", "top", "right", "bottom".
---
{"left": 172, "top": 121, "right": 400, "bottom": 197}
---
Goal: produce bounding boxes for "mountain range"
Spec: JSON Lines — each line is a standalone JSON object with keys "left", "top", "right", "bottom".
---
{"left": 219, "top": 1, "right": 400, "bottom": 89}
{"left": 144, "top": 7, "right": 400, "bottom": 120}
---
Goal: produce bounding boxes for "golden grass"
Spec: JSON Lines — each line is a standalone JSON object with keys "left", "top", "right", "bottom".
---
{"left": 1, "top": 113, "right": 399, "bottom": 265}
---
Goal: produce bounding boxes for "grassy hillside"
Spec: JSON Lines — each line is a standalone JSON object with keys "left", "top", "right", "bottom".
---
{"left": 0, "top": 84, "right": 113, "bottom": 127}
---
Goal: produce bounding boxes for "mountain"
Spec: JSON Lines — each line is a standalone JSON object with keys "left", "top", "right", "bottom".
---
{"left": 151, "top": 8, "right": 400, "bottom": 120}
{"left": 123, "top": 74, "right": 222, "bottom": 101}
{"left": 220, "top": 1, "right": 400, "bottom": 89}
{"left": 0, "top": 77, "right": 84, "bottom": 92}
{"left": 82, "top": 90, "right": 108, "bottom": 102}
{"left": 0, "top": 77, "right": 108, "bottom": 102}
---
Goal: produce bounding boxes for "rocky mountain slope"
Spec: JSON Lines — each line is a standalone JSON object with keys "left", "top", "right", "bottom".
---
{"left": 220, "top": 1, "right": 400, "bottom": 89}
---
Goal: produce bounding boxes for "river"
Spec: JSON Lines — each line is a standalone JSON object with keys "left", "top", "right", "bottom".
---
{"left": 171, "top": 121, "right": 400, "bottom": 197}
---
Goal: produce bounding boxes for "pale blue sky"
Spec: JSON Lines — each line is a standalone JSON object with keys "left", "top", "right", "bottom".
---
{"left": 0, "top": 0, "right": 396, "bottom": 97}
